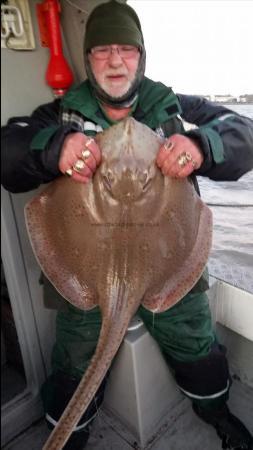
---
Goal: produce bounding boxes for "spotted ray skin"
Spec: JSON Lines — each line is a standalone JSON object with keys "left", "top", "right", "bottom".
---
{"left": 25, "top": 118, "right": 212, "bottom": 449}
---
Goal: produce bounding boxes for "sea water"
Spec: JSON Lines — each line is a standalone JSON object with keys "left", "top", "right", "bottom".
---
{"left": 197, "top": 104, "right": 253, "bottom": 293}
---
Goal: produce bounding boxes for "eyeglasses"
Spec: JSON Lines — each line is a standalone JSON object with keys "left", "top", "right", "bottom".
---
{"left": 90, "top": 45, "right": 139, "bottom": 60}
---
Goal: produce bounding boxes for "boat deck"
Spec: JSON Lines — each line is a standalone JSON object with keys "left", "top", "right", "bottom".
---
{"left": 2, "top": 378, "right": 253, "bottom": 450}
{"left": 2, "top": 281, "right": 253, "bottom": 450}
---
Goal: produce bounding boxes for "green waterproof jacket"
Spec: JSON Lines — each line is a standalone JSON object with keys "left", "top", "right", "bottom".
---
{"left": 2, "top": 77, "right": 253, "bottom": 308}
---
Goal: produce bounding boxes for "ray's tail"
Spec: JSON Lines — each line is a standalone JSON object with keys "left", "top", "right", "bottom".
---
{"left": 42, "top": 301, "right": 137, "bottom": 449}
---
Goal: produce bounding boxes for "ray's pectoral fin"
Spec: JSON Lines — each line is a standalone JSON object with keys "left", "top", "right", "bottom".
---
{"left": 24, "top": 181, "right": 98, "bottom": 311}
{"left": 141, "top": 202, "right": 213, "bottom": 313}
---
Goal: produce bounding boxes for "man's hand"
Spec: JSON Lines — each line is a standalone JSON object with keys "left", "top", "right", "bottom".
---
{"left": 156, "top": 134, "right": 204, "bottom": 178}
{"left": 59, "top": 132, "right": 101, "bottom": 183}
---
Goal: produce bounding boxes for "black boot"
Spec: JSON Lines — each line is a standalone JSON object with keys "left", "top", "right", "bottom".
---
{"left": 62, "top": 430, "right": 89, "bottom": 450}
{"left": 193, "top": 403, "right": 253, "bottom": 450}
{"left": 43, "top": 371, "right": 108, "bottom": 450}
{"left": 46, "top": 423, "right": 90, "bottom": 450}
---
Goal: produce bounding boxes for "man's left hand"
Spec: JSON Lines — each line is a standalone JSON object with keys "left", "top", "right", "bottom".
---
{"left": 156, "top": 134, "right": 204, "bottom": 178}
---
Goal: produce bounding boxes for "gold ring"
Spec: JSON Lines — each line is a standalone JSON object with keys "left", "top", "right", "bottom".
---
{"left": 65, "top": 168, "right": 73, "bottom": 177}
{"left": 177, "top": 153, "right": 188, "bottom": 167}
{"left": 85, "top": 138, "right": 94, "bottom": 148}
{"left": 163, "top": 140, "right": 174, "bottom": 152}
{"left": 73, "top": 159, "right": 86, "bottom": 173}
{"left": 185, "top": 151, "right": 197, "bottom": 168}
{"left": 185, "top": 152, "right": 192, "bottom": 161}
{"left": 81, "top": 149, "right": 91, "bottom": 161}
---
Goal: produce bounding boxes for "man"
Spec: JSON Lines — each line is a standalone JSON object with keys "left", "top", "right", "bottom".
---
{"left": 2, "top": 1, "right": 253, "bottom": 449}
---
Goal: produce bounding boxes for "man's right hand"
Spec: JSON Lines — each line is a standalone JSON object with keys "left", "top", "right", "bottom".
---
{"left": 58, "top": 132, "right": 102, "bottom": 183}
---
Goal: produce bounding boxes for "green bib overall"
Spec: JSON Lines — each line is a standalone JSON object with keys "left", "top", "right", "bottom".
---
{"left": 42, "top": 78, "right": 229, "bottom": 415}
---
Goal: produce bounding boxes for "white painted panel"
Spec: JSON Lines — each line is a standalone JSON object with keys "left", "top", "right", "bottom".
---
{"left": 214, "top": 281, "right": 253, "bottom": 341}
{"left": 1, "top": 0, "right": 53, "bottom": 125}
{"left": 1, "top": 188, "right": 46, "bottom": 445}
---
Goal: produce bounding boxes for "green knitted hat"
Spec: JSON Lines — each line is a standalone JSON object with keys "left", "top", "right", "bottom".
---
{"left": 84, "top": 0, "right": 144, "bottom": 51}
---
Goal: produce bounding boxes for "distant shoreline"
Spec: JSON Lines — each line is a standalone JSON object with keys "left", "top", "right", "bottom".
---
{"left": 213, "top": 102, "right": 253, "bottom": 106}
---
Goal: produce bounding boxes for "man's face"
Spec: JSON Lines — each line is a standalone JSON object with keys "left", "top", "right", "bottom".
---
{"left": 88, "top": 45, "right": 140, "bottom": 99}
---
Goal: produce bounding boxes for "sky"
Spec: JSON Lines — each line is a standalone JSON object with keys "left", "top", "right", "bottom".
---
{"left": 128, "top": 0, "right": 253, "bottom": 96}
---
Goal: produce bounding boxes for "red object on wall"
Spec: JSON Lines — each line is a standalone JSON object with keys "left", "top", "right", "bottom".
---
{"left": 37, "top": 0, "right": 74, "bottom": 97}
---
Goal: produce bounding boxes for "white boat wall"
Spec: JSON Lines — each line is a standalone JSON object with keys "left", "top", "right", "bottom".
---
{"left": 1, "top": 1, "right": 252, "bottom": 449}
